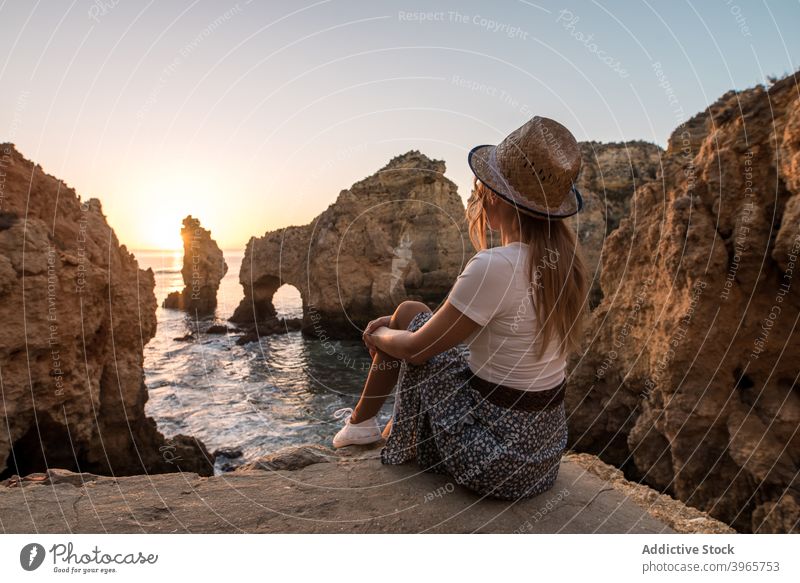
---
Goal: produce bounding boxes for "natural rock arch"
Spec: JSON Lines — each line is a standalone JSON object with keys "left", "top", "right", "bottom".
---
{"left": 273, "top": 283, "right": 303, "bottom": 319}
{"left": 230, "top": 151, "right": 470, "bottom": 338}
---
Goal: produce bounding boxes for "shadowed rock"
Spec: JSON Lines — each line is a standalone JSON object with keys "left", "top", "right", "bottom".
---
{"left": 572, "top": 141, "right": 663, "bottom": 306}
{"left": 0, "top": 144, "right": 213, "bottom": 479}
{"left": 566, "top": 72, "right": 800, "bottom": 533}
{"left": 162, "top": 215, "right": 228, "bottom": 314}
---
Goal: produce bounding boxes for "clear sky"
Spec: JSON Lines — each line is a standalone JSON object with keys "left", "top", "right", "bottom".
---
{"left": 1, "top": 0, "right": 797, "bottom": 250}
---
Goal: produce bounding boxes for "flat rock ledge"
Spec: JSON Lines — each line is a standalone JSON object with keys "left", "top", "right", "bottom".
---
{"left": 0, "top": 445, "right": 733, "bottom": 534}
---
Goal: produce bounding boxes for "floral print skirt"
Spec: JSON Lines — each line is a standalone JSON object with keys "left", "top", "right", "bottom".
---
{"left": 380, "top": 310, "right": 569, "bottom": 500}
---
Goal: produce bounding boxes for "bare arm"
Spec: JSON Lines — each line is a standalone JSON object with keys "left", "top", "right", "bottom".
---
{"left": 368, "top": 301, "right": 480, "bottom": 365}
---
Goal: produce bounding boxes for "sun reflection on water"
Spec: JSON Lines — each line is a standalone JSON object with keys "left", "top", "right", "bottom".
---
{"left": 136, "top": 250, "right": 388, "bottom": 474}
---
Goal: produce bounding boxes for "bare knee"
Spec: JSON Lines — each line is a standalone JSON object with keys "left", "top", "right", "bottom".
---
{"left": 390, "top": 300, "right": 431, "bottom": 330}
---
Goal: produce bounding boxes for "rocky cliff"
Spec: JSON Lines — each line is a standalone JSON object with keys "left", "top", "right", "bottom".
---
{"left": 0, "top": 144, "right": 212, "bottom": 478}
{"left": 163, "top": 215, "right": 228, "bottom": 314}
{"left": 573, "top": 141, "right": 664, "bottom": 306}
{"left": 566, "top": 73, "right": 800, "bottom": 533}
{"left": 231, "top": 151, "right": 470, "bottom": 338}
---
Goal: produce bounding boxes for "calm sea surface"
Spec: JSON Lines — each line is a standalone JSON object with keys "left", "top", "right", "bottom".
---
{"left": 135, "top": 250, "right": 390, "bottom": 474}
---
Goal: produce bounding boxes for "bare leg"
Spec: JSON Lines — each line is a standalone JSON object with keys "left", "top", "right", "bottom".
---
{"left": 350, "top": 301, "right": 431, "bottom": 424}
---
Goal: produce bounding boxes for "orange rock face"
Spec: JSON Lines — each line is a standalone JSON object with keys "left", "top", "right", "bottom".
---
{"left": 567, "top": 74, "right": 800, "bottom": 533}
{"left": 0, "top": 144, "right": 212, "bottom": 478}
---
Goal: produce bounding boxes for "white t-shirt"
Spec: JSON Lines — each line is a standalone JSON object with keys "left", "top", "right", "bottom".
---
{"left": 446, "top": 241, "right": 566, "bottom": 391}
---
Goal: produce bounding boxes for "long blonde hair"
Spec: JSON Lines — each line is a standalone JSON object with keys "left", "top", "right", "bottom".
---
{"left": 466, "top": 177, "right": 589, "bottom": 358}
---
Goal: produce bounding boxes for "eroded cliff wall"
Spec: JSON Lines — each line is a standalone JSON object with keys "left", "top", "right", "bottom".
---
{"left": 0, "top": 144, "right": 212, "bottom": 478}
{"left": 566, "top": 74, "right": 800, "bottom": 533}
{"left": 573, "top": 141, "right": 663, "bottom": 305}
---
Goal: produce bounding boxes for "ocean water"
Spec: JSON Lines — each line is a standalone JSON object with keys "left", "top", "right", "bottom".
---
{"left": 136, "top": 250, "right": 391, "bottom": 474}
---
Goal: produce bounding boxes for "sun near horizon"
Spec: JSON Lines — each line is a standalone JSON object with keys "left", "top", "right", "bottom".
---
{"left": 117, "top": 169, "right": 284, "bottom": 253}
{"left": 6, "top": 1, "right": 796, "bottom": 254}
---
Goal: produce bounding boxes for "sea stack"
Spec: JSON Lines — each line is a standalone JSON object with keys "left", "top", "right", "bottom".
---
{"left": 231, "top": 151, "right": 469, "bottom": 338}
{"left": 566, "top": 73, "right": 800, "bottom": 533}
{"left": 163, "top": 215, "right": 228, "bottom": 314}
{"left": 0, "top": 144, "right": 213, "bottom": 479}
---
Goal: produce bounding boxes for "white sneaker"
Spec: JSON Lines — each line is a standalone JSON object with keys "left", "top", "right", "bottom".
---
{"left": 332, "top": 407, "right": 383, "bottom": 448}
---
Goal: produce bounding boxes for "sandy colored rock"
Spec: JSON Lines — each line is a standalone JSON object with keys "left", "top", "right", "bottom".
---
{"left": 0, "top": 144, "right": 213, "bottom": 479}
{"left": 236, "top": 443, "right": 337, "bottom": 471}
{"left": 564, "top": 452, "right": 735, "bottom": 534}
{"left": 162, "top": 215, "right": 227, "bottom": 314}
{"left": 231, "top": 151, "right": 471, "bottom": 337}
{"left": 566, "top": 73, "right": 800, "bottom": 533}
{"left": 0, "top": 444, "right": 736, "bottom": 534}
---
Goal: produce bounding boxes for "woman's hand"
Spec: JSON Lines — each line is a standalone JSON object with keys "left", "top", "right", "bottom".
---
{"left": 369, "top": 301, "right": 480, "bottom": 365}
{"left": 363, "top": 316, "right": 391, "bottom": 358}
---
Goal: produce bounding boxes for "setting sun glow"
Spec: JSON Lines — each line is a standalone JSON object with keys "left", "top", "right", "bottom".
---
{"left": 122, "top": 171, "right": 227, "bottom": 251}
{"left": 144, "top": 214, "right": 185, "bottom": 252}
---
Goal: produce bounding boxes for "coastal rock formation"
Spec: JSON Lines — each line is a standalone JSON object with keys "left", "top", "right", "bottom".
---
{"left": 566, "top": 74, "right": 800, "bottom": 533}
{"left": 0, "top": 445, "right": 734, "bottom": 533}
{"left": 162, "top": 215, "right": 228, "bottom": 313}
{"left": 231, "top": 151, "right": 469, "bottom": 338}
{"left": 573, "top": 141, "right": 663, "bottom": 306}
{"left": 230, "top": 145, "right": 659, "bottom": 340}
{"left": 0, "top": 144, "right": 213, "bottom": 479}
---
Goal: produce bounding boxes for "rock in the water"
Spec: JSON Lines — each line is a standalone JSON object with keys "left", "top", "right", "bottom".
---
{"left": 230, "top": 151, "right": 470, "bottom": 338}
{"left": 234, "top": 317, "right": 302, "bottom": 345}
{"left": 162, "top": 215, "right": 227, "bottom": 314}
{"left": 0, "top": 144, "right": 213, "bottom": 478}
{"left": 212, "top": 447, "right": 243, "bottom": 459}
{"left": 566, "top": 73, "right": 800, "bottom": 533}
{"left": 205, "top": 324, "right": 234, "bottom": 335}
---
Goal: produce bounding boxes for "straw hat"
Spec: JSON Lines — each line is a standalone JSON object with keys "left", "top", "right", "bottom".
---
{"left": 468, "top": 116, "right": 584, "bottom": 219}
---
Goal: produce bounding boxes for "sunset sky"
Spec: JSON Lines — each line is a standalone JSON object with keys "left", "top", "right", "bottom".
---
{"left": 1, "top": 0, "right": 798, "bottom": 250}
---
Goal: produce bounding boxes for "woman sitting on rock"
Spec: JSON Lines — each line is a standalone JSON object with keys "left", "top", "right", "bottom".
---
{"left": 332, "top": 116, "right": 589, "bottom": 500}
